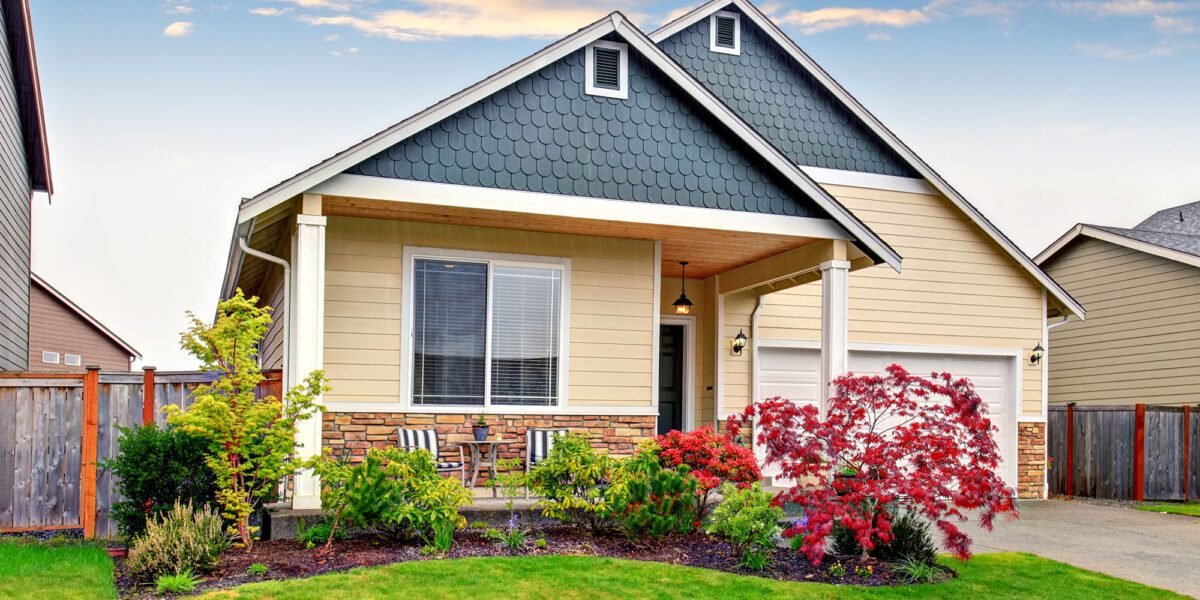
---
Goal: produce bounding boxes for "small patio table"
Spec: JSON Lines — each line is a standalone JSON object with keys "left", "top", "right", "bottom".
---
{"left": 458, "top": 439, "right": 511, "bottom": 497}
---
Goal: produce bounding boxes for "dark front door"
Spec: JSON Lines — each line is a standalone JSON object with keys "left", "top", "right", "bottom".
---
{"left": 658, "top": 324, "right": 685, "bottom": 435}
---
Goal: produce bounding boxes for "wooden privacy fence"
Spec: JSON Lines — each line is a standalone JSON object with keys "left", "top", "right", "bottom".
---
{"left": 1049, "top": 403, "right": 1198, "bottom": 501}
{"left": 0, "top": 367, "right": 282, "bottom": 538}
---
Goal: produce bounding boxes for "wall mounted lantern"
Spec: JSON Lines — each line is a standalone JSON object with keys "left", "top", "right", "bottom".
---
{"left": 672, "top": 261, "right": 693, "bottom": 315}
{"left": 732, "top": 330, "right": 748, "bottom": 355}
{"left": 1030, "top": 342, "right": 1045, "bottom": 365}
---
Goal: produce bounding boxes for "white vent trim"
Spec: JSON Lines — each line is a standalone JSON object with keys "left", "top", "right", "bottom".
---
{"left": 64, "top": 354, "right": 82, "bottom": 367}
{"left": 709, "top": 11, "right": 741, "bottom": 55}
{"left": 41, "top": 351, "right": 60, "bottom": 364}
{"left": 584, "top": 40, "right": 628, "bottom": 99}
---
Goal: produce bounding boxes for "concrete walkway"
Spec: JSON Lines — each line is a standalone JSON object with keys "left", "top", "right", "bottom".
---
{"left": 974, "top": 500, "right": 1200, "bottom": 598}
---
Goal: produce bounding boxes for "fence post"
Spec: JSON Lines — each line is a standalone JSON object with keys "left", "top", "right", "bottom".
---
{"left": 1066, "top": 402, "right": 1075, "bottom": 497}
{"left": 1134, "top": 403, "right": 1146, "bottom": 502}
{"left": 80, "top": 366, "right": 100, "bottom": 539}
{"left": 142, "top": 366, "right": 156, "bottom": 426}
{"left": 1185, "top": 405, "right": 1192, "bottom": 502}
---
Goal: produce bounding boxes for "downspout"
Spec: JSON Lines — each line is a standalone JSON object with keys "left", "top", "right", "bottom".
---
{"left": 238, "top": 235, "right": 291, "bottom": 389}
{"left": 750, "top": 294, "right": 766, "bottom": 409}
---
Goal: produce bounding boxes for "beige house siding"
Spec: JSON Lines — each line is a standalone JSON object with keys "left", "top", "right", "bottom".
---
{"left": 323, "top": 216, "right": 656, "bottom": 409}
{"left": 28, "top": 283, "right": 131, "bottom": 372}
{"left": 260, "top": 263, "right": 286, "bottom": 370}
{"left": 1043, "top": 236, "right": 1200, "bottom": 407}
{"left": 743, "top": 184, "right": 1045, "bottom": 416}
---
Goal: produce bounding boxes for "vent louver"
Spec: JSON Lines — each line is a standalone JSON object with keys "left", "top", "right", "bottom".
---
{"left": 715, "top": 15, "right": 736, "bottom": 48}
{"left": 593, "top": 46, "right": 621, "bottom": 90}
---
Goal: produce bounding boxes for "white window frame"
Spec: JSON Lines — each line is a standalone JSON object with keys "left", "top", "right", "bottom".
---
{"left": 709, "top": 11, "right": 741, "bottom": 55}
{"left": 63, "top": 354, "right": 82, "bottom": 367}
{"left": 400, "top": 246, "right": 571, "bottom": 413}
{"left": 41, "top": 351, "right": 60, "bottom": 364}
{"left": 584, "top": 40, "right": 628, "bottom": 100}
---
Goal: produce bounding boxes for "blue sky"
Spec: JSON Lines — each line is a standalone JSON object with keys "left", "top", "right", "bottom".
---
{"left": 27, "top": 0, "right": 1200, "bottom": 368}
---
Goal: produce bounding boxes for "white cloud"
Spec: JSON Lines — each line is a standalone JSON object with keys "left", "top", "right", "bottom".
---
{"left": 162, "top": 21, "right": 194, "bottom": 37}
{"left": 249, "top": 7, "right": 292, "bottom": 16}
{"left": 321, "top": 34, "right": 340, "bottom": 42}
{"left": 866, "top": 31, "right": 894, "bottom": 41}
{"left": 1058, "top": 1, "right": 1199, "bottom": 16}
{"left": 1153, "top": 14, "right": 1197, "bottom": 32}
{"left": 165, "top": 2, "right": 194, "bottom": 14}
{"left": 1075, "top": 40, "right": 1192, "bottom": 59}
{"left": 277, "top": 0, "right": 354, "bottom": 10}
{"left": 774, "top": 7, "right": 931, "bottom": 34}
{"left": 298, "top": 0, "right": 643, "bottom": 41}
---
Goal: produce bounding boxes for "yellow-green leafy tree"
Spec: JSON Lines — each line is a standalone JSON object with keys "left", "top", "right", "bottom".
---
{"left": 167, "top": 290, "right": 328, "bottom": 550}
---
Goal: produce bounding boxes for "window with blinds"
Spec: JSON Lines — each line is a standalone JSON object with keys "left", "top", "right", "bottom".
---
{"left": 409, "top": 254, "right": 565, "bottom": 408}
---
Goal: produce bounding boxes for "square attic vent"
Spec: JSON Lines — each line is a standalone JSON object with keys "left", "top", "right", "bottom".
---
{"left": 710, "top": 11, "right": 741, "bottom": 55}
{"left": 585, "top": 41, "right": 628, "bottom": 100}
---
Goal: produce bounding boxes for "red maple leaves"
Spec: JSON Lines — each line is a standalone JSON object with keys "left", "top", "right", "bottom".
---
{"left": 729, "top": 364, "right": 1017, "bottom": 563}
{"left": 656, "top": 425, "right": 761, "bottom": 520}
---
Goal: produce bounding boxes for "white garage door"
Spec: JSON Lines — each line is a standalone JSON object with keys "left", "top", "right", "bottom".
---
{"left": 756, "top": 347, "right": 1017, "bottom": 488}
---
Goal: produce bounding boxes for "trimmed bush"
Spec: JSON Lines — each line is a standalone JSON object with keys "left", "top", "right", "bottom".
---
{"left": 527, "top": 433, "right": 619, "bottom": 532}
{"left": 126, "top": 501, "right": 230, "bottom": 582}
{"left": 611, "top": 450, "right": 698, "bottom": 540}
{"left": 705, "top": 483, "right": 782, "bottom": 565}
{"left": 99, "top": 424, "right": 216, "bottom": 539}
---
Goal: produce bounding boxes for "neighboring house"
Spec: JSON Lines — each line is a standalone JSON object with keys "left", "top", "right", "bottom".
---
{"left": 0, "top": 0, "right": 51, "bottom": 371}
{"left": 27, "top": 273, "right": 140, "bottom": 372}
{"left": 219, "top": 0, "right": 1083, "bottom": 509}
{"left": 1037, "top": 201, "right": 1200, "bottom": 408}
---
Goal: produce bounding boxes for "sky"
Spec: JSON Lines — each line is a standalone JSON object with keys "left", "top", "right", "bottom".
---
{"left": 27, "top": 0, "right": 1200, "bottom": 369}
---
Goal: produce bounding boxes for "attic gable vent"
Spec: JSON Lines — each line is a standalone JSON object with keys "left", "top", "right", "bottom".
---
{"left": 585, "top": 41, "right": 628, "bottom": 100}
{"left": 710, "top": 11, "right": 741, "bottom": 55}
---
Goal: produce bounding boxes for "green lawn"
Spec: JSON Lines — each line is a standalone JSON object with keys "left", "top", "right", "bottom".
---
{"left": 0, "top": 538, "right": 116, "bottom": 600}
{"left": 1136, "top": 503, "right": 1200, "bottom": 517}
{"left": 200, "top": 553, "right": 1183, "bottom": 600}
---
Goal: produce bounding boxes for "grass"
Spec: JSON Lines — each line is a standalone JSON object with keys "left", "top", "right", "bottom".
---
{"left": 0, "top": 538, "right": 116, "bottom": 600}
{"left": 199, "top": 553, "right": 1185, "bottom": 600}
{"left": 1136, "top": 503, "right": 1200, "bottom": 517}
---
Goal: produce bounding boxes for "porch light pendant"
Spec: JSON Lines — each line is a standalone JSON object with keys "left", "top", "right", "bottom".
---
{"left": 673, "top": 261, "right": 693, "bottom": 315}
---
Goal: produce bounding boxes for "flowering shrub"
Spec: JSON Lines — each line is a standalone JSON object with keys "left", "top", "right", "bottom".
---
{"left": 730, "top": 364, "right": 1017, "bottom": 563}
{"left": 655, "top": 426, "right": 760, "bottom": 521}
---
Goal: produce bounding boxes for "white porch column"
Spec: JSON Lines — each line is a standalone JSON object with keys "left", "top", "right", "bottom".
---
{"left": 290, "top": 209, "right": 326, "bottom": 510}
{"left": 819, "top": 259, "right": 850, "bottom": 417}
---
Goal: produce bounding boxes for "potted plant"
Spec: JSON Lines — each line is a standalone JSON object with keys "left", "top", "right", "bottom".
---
{"left": 473, "top": 414, "right": 490, "bottom": 441}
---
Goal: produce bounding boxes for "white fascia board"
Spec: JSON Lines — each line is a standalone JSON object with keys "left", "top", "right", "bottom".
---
{"left": 308, "top": 174, "right": 852, "bottom": 240}
{"left": 1037, "top": 224, "right": 1200, "bottom": 271}
{"left": 802, "top": 166, "right": 936, "bottom": 196}
{"left": 650, "top": 0, "right": 1083, "bottom": 318}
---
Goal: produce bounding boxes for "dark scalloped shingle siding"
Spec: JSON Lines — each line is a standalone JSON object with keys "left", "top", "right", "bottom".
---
{"left": 346, "top": 45, "right": 822, "bottom": 218}
{"left": 658, "top": 8, "right": 918, "bottom": 178}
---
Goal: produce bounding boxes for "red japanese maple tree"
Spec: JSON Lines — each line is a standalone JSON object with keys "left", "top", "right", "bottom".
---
{"left": 656, "top": 425, "right": 761, "bottom": 522}
{"left": 729, "top": 364, "right": 1017, "bottom": 563}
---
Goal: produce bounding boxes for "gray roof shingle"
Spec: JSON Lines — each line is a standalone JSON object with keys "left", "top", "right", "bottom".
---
{"left": 1090, "top": 201, "right": 1200, "bottom": 259}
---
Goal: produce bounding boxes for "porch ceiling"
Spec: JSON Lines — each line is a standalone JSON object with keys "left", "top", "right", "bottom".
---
{"left": 322, "top": 195, "right": 821, "bottom": 279}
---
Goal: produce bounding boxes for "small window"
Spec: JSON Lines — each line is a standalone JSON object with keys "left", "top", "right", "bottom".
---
{"left": 64, "top": 354, "right": 82, "bottom": 367}
{"left": 710, "top": 11, "right": 741, "bottom": 55}
{"left": 585, "top": 41, "right": 628, "bottom": 100}
{"left": 41, "top": 351, "right": 60, "bottom": 364}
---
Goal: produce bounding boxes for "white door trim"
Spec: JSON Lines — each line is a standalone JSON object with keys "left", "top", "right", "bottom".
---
{"left": 660, "top": 315, "right": 696, "bottom": 433}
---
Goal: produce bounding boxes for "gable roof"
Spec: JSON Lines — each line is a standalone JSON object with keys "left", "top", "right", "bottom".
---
{"left": 651, "top": 0, "right": 1085, "bottom": 319}
{"left": 1037, "top": 202, "right": 1200, "bottom": 269}
{"left": 31, "top": 273, "right": 141, "bottom": 359}
{"left": 2, "top": 0, "right": 51, "bottom": 194}
{"left": 234, "top": 12, "right": 900, "bottom": 272}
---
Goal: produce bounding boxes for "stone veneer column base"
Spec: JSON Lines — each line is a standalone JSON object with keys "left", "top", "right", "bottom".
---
{"left": 1017, "top": 421, "right": 1047, "bottom": 499}
{"left": 322, "top": 412, "right": 657, "bottom": 486}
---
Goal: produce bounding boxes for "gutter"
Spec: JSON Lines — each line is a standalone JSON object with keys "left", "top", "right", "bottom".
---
{"left": 238, "top": 235, "right": 291, "bottom": 388}
{"left": 1047, "top": 316, "right": 1072, "bottom": 331}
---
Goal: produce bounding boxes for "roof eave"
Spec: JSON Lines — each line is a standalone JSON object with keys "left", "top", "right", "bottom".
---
{"left": 1038, "top": 224, "right": 1200, "bottom": 274}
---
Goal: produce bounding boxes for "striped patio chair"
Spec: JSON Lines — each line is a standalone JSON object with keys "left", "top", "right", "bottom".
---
{"left": 397, "top": 427, "right": 466, "bottom": 485}
{"left": 524, "top": 428, "right": 569, "bottom": 498}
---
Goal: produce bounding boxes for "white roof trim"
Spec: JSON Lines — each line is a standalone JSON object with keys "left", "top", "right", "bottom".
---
{"left": 31, "top": 273, "right": 142, "bottom": 359}
{"left": 1036, "top": 224, "right": 1200, "bottom": 271}
{"left": 235, "top": 12, "right": 900, "bottom": 273}
{"left": 650, "top": 0, "right": 1084, "bottom": 319}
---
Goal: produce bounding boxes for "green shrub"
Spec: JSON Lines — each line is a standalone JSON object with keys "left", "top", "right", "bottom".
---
{"left": 829, "top": 510, "right": 936, "bottom": 566}
{"left": 308, "top": 448, "right": 472, "bottom": 546}
{"left": 126, "top": 501, "right": 230, "bottom": 582}
{"left": 890, "top": 555, "right": 948, "bottom": 584}
{"left": 296, "top": 519, "right": 348, "bottom": 548}
{"left": 739, "top": 548, "right": 772, "bottom": 571}
{"left": 527, "top": 433, "right": 619, "bottom": 532}
{"left": 484, "top": 525, "right": 527, "bottom": 550}
{"left": 610, "top": 450, "right": 698, "bottom": 540}
{"left": 155, "top": 569, "right": 202, "bottom": 594}
{"left": 705, "top": 483, "right": 782, "bottom": 565}
{"left": 99, "top": 424, "right": 216, "bottom": 539}
{"left": 247, "top": 563, "right": 269, "bottom": 576}
{"left": 534, "top": 537, "right": 547, "bottom": 549}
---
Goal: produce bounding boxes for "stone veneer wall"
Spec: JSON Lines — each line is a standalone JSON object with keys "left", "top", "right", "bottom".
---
{"left": 322, "top": 412, "right": 657, "bottom": 486}
{"left": 1017, "top": 421, "right": 1047, "bottom": 499}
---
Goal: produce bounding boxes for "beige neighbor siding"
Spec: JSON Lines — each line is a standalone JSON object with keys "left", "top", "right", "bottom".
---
{"left": 738, "top": 184, "right": 1045, "bottom": 416}
{"left": 1043, "top": 236, "right": 1200, "bottom": 407}
{"left": 259, "top": 262, "right": 287, "bottom": 370}
{"left": 323, "top": 216, "right": 656, "bottom": 409}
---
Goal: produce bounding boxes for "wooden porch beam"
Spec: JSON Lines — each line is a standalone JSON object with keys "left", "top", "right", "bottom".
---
{"left": 718, "top": 239, "right": 849, "bottom": 296}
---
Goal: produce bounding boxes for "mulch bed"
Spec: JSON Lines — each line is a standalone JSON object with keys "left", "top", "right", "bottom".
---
{"left": 115, "top": 525, "right": 907, "bottom": 598}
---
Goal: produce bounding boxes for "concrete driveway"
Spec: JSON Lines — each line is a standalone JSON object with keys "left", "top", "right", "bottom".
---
{"left": 974, "top": 500, "right": 1200, "bottom": 598}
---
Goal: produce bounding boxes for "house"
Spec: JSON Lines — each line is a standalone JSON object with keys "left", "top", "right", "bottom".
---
{"left": 1037, "top": 201, "right": 1200, "bottom": 408}
{"left": 0, "top": 0, "right": 51, "bottom": 371}
{"left": 219, "top": 0, "right": 1083, "bottom": 509}
{"left": 27, "top": 273, "right": 140, "bottom": 372}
